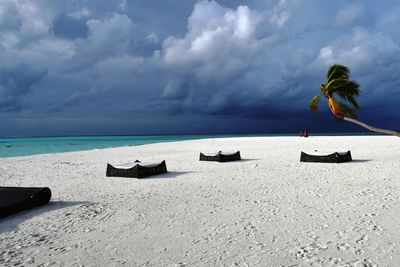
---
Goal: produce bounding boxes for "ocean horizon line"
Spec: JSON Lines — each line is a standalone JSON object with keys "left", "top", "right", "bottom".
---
{"left": 0, "top": 131, "right": 380, "bottom": 140}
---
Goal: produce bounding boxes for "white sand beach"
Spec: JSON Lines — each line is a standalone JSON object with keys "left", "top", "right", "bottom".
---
{"left": 1, "top": 136, "right": 400, "bottom": 266}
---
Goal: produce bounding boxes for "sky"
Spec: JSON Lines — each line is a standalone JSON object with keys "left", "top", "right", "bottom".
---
{"left": 0, "top": 0, "right": 399, "bottom": 137}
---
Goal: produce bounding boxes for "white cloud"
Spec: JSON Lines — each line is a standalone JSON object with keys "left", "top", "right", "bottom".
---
{"left": 159, "top": 1, "right": 263, "bottom": 105}
{"left": 313, "top": 27, "right": 400, "bottom": 72}
{"left": 17, "top": 1, "right": 53, "bottom": 37}
{"left": 86, "top": 13, "right": 133, "bottom": 49}
{"left": 65, "top": 13, "right": 134, "bottom": 70}
{"left": 68, "top": 8, "right": 91, "bottom": 20}
{"left": 117, "top": 0, "right": 127, "bottom": 12}
{"left": 0, "top": 0, "right": 54, "bottom": 41}
{"left": 335, "top": 4, "right": 363, "bottom": 26}
{"left": 146, "top": 32, "right": 158, "bottom": 44}
{"left": 270, "top": 0, "right": 291, "bottom": 27}
{"left": 0, "top": 33, "right": 19, "bottom": 49}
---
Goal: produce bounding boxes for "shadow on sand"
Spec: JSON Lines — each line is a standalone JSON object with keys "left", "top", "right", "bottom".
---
{"left": 0, "top": 200, "right": 91, "bottom": 233}
{"left": 143, "top": 171, "right": 194, "bottom": 179}
{"left": 205, "top": 158, "right": 259, "bottom": 163}
{"left": 350, "top": 159, "right": 372, "bottom": 163}
{"left": 235, "top": 158, "right": 259, "bottom": 162}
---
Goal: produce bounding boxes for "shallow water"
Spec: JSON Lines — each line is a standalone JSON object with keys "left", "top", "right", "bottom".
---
{"left": 0, "top": 135, "right": 245, "bottom": 158}
{"left": 0, "top": 133, "right": 373, "bottom": 158}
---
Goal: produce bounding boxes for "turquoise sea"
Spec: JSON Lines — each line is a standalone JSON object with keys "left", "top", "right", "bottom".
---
{"left": 0, "top": 133, "right": 373, "bottom": 158}
{"left": 0, "top": 135, "right": 249, "bottom": 158}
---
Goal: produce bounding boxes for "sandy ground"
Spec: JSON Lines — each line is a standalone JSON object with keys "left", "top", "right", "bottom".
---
{"left": 1, "top": 136, "right": 400, "bottom": 266}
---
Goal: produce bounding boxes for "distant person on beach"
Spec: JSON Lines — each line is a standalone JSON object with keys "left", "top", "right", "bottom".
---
{"left": 304, "top": 130, "right": 309, "bottom": 137}
{"left": 300, "top": 130, "right": 309, "bottom": 137}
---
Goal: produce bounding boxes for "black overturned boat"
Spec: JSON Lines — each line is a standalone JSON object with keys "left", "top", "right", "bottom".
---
{"left": 0, "top": 187, "right": 52, "bottom": 218}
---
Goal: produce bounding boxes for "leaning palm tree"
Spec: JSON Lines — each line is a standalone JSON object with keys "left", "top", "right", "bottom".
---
{"left": 310, "top": 64, "right": 400, "bottom": 137}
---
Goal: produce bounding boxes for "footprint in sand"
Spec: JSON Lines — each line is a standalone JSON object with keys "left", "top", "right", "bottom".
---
{"left": 356, "top": 234, "right": 369, "bottom": 244}
{"left": 336, "top": 243, "right": 350, "bottom": 251}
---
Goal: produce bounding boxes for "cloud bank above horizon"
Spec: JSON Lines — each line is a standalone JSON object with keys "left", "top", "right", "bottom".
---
{"left": 1, "top": 0, "right": 399, "bottom": 136}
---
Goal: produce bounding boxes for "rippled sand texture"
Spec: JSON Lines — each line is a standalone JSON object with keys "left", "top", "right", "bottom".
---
{"left": 1, "top": 136, "right": 400, "bottom": 266}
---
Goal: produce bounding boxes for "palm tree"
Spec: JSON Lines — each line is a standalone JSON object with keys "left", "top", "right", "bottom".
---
{"left": 310, "top": 64, "right": 400, "bottom": 137}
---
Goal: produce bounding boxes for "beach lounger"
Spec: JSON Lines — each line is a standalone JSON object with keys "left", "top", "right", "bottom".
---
{"left": 106, "top": 160, "right": 167, "bottom": 178}
{"left": 0, "top": 187, "right": 52, "bottom": 218}
{"left": 199, "top": 151, "right": 241, "bottom": 162}
{"left": 300, "top": 151, "right": 352, "bottom": 163}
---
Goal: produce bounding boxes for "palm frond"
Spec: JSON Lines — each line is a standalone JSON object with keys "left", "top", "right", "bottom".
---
{"left": 338, "top": 102, "right": 357, "bottom": 118}
{"left": 310, "top": 94, "right": 320, "bottom": 113}
{"left": 332, "top": 80, "right": 360, "bottom": 96}
{"left": 346, "top": 80, "right": 360, "bottom": 96}
{"left": 333, "top": 80, "right": 360, "bottom": 108}
{"left": 325, "top": 77, "right": 361, "bottom": 110}
{"left": 325, "top": 78, "right": 349, "bottom": 95}
{"left": 335, "top": 93, "right": 360, "bottom": 109}
{"left": 339, "top": 95, "right": 360, "bottom": 109}
{"left": 326, "top": 64, "right": 349, "bottom": 82}
{"left": 319, "top": 84, "right": 325, "bottom": 93}
{"left": 346, "top": 95, "right": 360, "bottom": 109}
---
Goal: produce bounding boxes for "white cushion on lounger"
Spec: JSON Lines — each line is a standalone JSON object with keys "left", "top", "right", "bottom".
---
{"left": 110, "top": 162, "right": 160, "bottom": 169}
{"left": 202, "top": 151, "right": 239, "bottom": 157}
{"left": 303, "top": 151, "right": 349, "bottom": 156}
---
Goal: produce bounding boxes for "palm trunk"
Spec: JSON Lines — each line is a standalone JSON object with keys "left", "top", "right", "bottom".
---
{"left": 342, "top": 116, "right": 400, "bottom": 137}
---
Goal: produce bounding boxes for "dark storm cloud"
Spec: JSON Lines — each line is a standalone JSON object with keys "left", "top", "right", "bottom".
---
{"left": 0, "top": 65, "right": 47, "bottom": 112}
{"left": 0, "top": 0, "right": 400, "bottom": 136}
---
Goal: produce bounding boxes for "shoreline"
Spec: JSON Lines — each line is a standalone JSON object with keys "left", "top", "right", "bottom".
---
{"left": 1, "top": 136, "right": 400, "bottom": 266}
{"left": 0, "top": 133, "right": 385, "bottom": 159}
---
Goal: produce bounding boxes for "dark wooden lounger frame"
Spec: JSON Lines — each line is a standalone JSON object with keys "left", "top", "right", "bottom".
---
{"left": 0, "top": 187, "right": 52, "bottom": 218}
{"left": 199, "top": 151, "right": 241, "bottom": 162}
{"left": 106, "top": 160, "right": 167, "bottom": 178}
{"left": 300, "top": 151, "right": 352, "bottom": 163}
